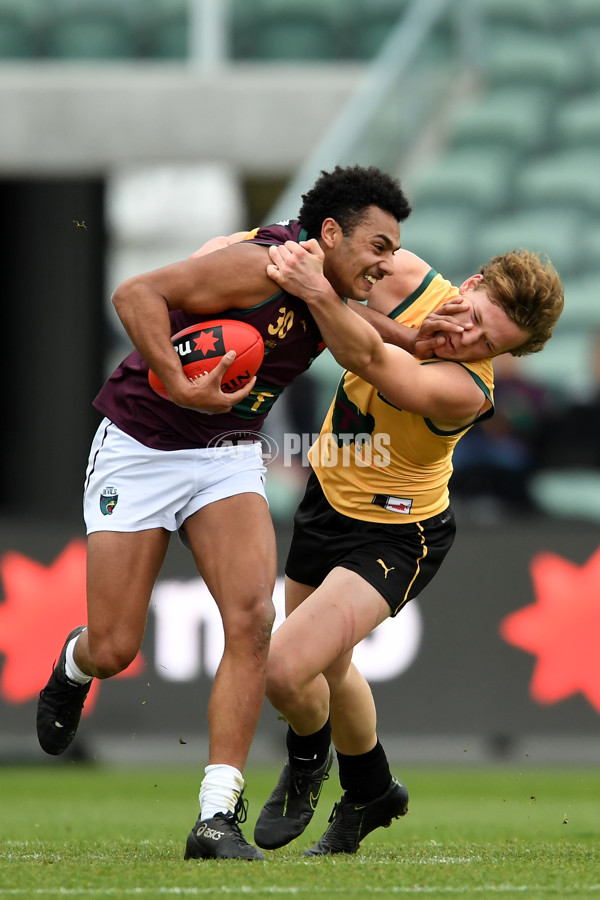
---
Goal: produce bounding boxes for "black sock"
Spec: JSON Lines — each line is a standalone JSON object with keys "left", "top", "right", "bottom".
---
{"left": 336, "top": 740, "right": 392, "bottom": 803}
{"left": 286, "top": 719, "right": 331, "bottom": 770}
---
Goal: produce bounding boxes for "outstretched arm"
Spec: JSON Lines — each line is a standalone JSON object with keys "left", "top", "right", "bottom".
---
{"left": 349, "top": 296, "right": 469, "bottom": 358}
{"left": 190, "top": 232, "right": 467, "bottom": 357}
{"left": 267, "top": 240, "right": 485, "bottom": 427}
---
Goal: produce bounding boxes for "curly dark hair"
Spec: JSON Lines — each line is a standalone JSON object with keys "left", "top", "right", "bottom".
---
{"left": 298, "top": 165, "right": 411, "bottom": 238}
{"left": 479, "top": 249, "right": 564, "bottom": 356}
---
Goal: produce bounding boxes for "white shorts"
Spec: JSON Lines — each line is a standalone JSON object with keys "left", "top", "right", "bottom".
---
{"left": 83, "top": 419, "right": 267, "bottom": 534}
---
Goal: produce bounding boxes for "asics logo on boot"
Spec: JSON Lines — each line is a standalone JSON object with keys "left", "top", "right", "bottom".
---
{"left": 195, "top": 824, "right": 225, "bottom": 841}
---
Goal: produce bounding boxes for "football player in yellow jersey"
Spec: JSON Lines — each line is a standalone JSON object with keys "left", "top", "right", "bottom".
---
{"left": 253, "top": 239, "right": 564, "bottom": 856}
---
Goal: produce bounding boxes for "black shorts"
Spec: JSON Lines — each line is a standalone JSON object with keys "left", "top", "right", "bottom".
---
{"left": 285, "top": 471, "right": 456, "bottom": 616}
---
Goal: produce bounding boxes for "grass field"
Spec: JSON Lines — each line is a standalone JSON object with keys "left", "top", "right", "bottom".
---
{"left": 1, "top": 763, "right": 599, "bottom": 899}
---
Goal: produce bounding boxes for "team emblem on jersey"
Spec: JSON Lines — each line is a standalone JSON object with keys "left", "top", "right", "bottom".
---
{"left": 100, "top": 486, "right": 118, "bottom": 516}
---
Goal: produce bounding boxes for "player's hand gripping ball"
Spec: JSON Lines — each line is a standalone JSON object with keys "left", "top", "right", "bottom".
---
{"left": 148, "top": 320, "right": 264, "bottom": 399}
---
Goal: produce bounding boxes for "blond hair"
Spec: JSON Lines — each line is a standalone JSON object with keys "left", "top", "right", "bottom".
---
{"left": 479, "top": 249, "right": 564, "bottom": 356}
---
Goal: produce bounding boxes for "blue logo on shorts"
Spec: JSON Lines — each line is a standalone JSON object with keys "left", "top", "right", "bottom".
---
{"left": 100, "top": 486, "right": 118, "bottom": 516}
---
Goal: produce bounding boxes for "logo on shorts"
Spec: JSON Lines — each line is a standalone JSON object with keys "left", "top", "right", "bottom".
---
{"left": 377, "top": 559, "right": 395, "bottom": 579}
{"left": 100, "top": 486, "right": 118, "bottom": 516}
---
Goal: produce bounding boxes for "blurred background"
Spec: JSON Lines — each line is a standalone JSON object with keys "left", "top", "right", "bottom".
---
{"left": 1, "top": 0, "right": 599, "bottom": 766}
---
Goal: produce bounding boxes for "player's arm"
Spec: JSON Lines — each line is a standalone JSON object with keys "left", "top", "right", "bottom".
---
{"left": 353, "top": 247, "right": 469, "bottom": 357}
{"left": 267, "top": 240, "right": 486, "bottom": 428}
{"left": 347, "top": 298, "right": 468, "bottom": 357}
{"left": 189, "top": 231, "right": 250, "bottom": 257}
{"left": 191, "top": 232, "right": 431, "bottom": 355}
{"left": 111, "top": 240, "right": 274, "bottom": 412}
{"left": 346, "top": 299, "right": 420, "bottom": 351}
{"left": 191, "top": 233, "right": 468, "bottom": 358}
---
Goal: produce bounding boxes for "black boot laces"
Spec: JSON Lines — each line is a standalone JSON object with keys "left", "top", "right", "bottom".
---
{"left": 291, "top": 765, "right": 330, "bottom": 795}
{"left": 230, "top": 792, "right": 249, "bottom": 831}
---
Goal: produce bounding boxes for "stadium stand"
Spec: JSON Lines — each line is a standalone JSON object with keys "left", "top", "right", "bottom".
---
{"left": 570, "top": 0, "right": 600, "bottom": 27}
{"left": 402, "top": 3, "right": 600, "bottom": 406}
{"left": 480, "top": 31, "right": 586, "bottom": 95}
{"left": 554, "top": 92, "right": 600, "bottom": 150}
{"left": 0, "top": 0, "right": 48, "bottom": 57}
{"left": 397, "top": 208, "right": 477, "bottom": 287}
{"left": 230, "top": 0, "right": 348, "bottom": 61}
{"left": 409, "top": 147, "right": 518, "bottom": 216}
{"left": 558, "top": 273, "right": 600, "bottom": 327}
{"left": 142, "top": 0, "right": 188, "bottom": 59}
{"left": 43, "top": 11, "right": 138, "bottom": 60}
{"left": 233, "top": 10, "right": 338, "bottom": 62}
{"left": 473, "top": 0, "right": 561, "bottom": 31}
{"left": 447, "top": 87, "right": 555, "bottom": 159}
{"left": 473, "top": 209, "right": 586, "bottom": 280}
{"left": 0, "top": 11, "right": 36, "bottom": 58}
{"left": 346, "top": 0, "right": 410, "bottom": 60}
{"left": 1, "top": 0, "right": 598, "bottom": 401}
{"left": 514, "top": 151, "right": 600, "bottom": 217}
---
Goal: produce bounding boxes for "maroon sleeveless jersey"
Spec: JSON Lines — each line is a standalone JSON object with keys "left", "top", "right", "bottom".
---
{"left": 93, "top": 221, "right": 324, "bottom": 450}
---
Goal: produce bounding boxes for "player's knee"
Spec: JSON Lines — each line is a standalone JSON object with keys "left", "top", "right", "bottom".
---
{"left": 266, "top": 652, "right": 302, "bottom": 709}
{"left": 87, "top": 639, "right": 138, "bottom": 679}
{"left": 223, "top": 593, "right": 275, "bottom": 652}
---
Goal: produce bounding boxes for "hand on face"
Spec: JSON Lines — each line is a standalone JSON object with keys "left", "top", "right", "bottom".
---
{"left": 431, "top": 289, "right": 529, "bottom": 361}
{"left": 413, "top": 298, "right": 471, "bottom": 359}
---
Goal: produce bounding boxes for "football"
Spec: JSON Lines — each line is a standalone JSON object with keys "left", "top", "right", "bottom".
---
{"left": 148, "top": 319, "right": 264, "bottom": 399}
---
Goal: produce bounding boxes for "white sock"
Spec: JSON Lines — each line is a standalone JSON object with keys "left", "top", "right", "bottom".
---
{"left": 199, "top": 764, "right": 244, "bottom": 820}
{"left": 64, "top": 634, "right": 92, "bottom": 685}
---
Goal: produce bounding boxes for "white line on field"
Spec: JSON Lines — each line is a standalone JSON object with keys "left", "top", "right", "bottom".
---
{"left": 2, "top": 886, "right": 600, "bottom": 895}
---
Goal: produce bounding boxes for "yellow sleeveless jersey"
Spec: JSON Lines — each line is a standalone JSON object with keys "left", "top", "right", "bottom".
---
{"left": 308, "top": 270, "right": 495, "bottom": 523}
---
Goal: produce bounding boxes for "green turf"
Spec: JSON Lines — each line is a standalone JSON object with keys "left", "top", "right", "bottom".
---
{"left": 1, "top": 764, "right": 599, "bottom": 898}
